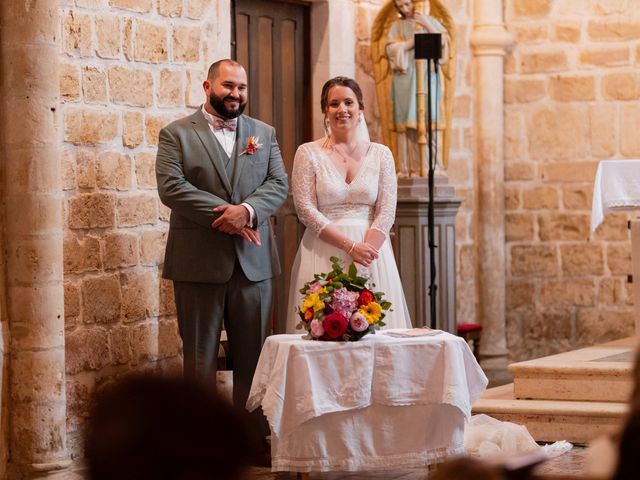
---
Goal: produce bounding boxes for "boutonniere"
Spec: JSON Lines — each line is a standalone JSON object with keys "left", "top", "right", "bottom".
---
{"left": 240, "top": 135, "right": 263, "bottom": 155}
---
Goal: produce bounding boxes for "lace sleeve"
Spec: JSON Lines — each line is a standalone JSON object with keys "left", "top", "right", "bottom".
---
{"left": 292, "top": 144, "right": 331, "bottom": 236}
{"left": 370, "top": 146, "right": 398, "bottom": 236}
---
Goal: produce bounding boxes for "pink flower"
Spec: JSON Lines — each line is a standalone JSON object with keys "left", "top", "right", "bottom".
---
{"left": 349, "top": 311, "right": 369, "bottom": 332}
{"left": 323, "top": 312, "right": 348, "bottom": 339}
{"left": 329, "top": 288, "right": 358, "bottom": 318}
{"left": 310, "top": 319, "right": 325, "bottom": 338}
{"left": 307, "top": 282, "right": 322, "bottom": 294}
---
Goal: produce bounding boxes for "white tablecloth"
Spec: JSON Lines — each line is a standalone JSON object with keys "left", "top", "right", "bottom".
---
{"left": 591, "top": 159, "right": 640, "bottom": 231}
{"left": 246, "top": 330, "right": 488, "bottom": 472}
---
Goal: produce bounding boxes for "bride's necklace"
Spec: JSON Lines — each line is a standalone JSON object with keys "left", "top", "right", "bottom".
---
{"left": 331, "top": 140, "right": 360, "bottom": 163}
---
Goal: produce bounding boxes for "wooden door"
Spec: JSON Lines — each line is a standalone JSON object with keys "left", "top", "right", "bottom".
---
{"left": 233, "top": 0, "right": 311, "bottom": 333}
{"left": 233, "top": 0, "right": 310, "bottom": 175}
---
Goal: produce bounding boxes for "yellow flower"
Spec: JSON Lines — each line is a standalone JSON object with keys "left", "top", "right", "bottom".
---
{"left": 300, "top": 293, "right": 325, "bottom": 314}
{"left": 359, "top": 302, "right": 382, "bottom": 324}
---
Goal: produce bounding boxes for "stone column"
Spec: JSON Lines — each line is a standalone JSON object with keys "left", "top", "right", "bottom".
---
{"left": 470, "top": 0, "right": 513, "bottom": 357}
{"left": 1, "top": 0, "right": 70, "bottom": 476}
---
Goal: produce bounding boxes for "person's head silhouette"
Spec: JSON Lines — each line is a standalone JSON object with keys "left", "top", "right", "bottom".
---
{"left": 85, "top": 374, "right": 253, "bottom": 480}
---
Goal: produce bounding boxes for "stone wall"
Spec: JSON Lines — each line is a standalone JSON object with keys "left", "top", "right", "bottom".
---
{"left": 503, "top": 0, "right": 638, "bottom": 359}
{"left": 59, "top": 0, "right": 228, "bottom": 457}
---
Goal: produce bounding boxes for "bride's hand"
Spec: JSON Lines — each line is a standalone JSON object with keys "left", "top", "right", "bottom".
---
{"left": 349, "top": 242, "right": 379, "bottom": 267}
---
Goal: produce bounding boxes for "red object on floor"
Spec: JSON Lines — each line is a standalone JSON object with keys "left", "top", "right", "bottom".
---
{"left": 457, "top": 323, "right": 482, "bottom": 333}
{"left": 456, "top": 323, "right": 482, "bottom": 362}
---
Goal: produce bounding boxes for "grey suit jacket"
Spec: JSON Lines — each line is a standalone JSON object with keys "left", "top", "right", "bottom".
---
{"left": 156, "top": 109, "right": 288, "bottom": 283}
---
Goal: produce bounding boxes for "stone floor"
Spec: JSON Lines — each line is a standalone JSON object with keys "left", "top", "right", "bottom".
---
{"left": 245, "top": 446, "right": 588, "bottom": 479}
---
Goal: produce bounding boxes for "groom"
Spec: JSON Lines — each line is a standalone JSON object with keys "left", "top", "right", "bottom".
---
{"left": 156, "top": 59, "right": 288, "bottom": 414}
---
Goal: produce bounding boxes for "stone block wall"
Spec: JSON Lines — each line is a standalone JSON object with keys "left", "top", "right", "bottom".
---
{"left": 503, "top": 0, "right": 639, "bottom": 359}
{"left": 59, "top": 0, "right": 228, "bottom": 457}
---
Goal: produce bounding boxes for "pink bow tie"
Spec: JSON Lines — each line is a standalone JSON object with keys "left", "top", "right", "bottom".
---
{"left": 212, "top": 117, "right": 237, "bottom": 132}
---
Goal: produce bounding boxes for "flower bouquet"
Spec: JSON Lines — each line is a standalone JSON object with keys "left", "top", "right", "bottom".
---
{"left": 296, "top": 257, "right": 392, "bottom": 341}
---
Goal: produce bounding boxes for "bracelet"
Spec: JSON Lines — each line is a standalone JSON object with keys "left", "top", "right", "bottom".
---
{"left": 347, "top": 242, "right": 356, "bottom": 255}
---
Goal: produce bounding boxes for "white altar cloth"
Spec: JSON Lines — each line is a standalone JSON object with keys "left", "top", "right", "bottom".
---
{"left": 591, "top": 159, "right": 640, "bottom": 231}
{"left": 246, "top": 330, "right": 488, "bottom": 472}
{"left": 590, "top": 159, "right": 640, "bottom": 332}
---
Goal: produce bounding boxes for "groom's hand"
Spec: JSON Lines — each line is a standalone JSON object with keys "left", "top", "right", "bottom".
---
{"left": 211, "top": 204, "right": 249, "bottom": 234}
{"left": 238, "top": 227, "right": 262, "bottom": 246}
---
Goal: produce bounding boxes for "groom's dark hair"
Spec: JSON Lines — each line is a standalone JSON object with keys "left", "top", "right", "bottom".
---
{"left": 208, "top": 59, "right": 244, "bottom": 80}
{"left": 320, "top": 76, "right": 365, "bottom": 113}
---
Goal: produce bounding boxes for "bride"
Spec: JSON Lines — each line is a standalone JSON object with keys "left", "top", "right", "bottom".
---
{"left": 285, "top": 76, "right": 412, "bottom": 333}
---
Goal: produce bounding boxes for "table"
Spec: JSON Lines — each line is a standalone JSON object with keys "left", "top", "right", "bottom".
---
{"left": 591, "top": 160, "right": 640, "bottom": 332}
{"left": 591, "top": 159, "right": 640, "bottom": 231}
{"left": 246, "top": 330, "right": 488, "bottom": 472}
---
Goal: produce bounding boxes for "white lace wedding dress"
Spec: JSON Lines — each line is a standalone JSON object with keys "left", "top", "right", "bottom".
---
{"left": 285, "top": 138, "right": 412, "bottom": 333}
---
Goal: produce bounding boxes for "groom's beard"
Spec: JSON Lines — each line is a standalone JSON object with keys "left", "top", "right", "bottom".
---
{"left": 209, "top": 92, "right": 246, "bottom": 119}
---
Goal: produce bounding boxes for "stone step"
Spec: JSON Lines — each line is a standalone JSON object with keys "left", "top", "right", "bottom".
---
{"left": 472, "top": 383, "right": 628, "bottom": 444}
{"left": 508, "top": 337, "right": 635, "bottom": 403}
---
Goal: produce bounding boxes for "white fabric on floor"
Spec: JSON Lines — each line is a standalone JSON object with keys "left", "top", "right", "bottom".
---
{"left": 464, "top": 414, "right": 573, "bottom": 460}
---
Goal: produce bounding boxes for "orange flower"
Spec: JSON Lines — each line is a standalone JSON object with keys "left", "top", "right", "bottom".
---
{"left": 240, "top": 135, "right": 263, "bottom": 155}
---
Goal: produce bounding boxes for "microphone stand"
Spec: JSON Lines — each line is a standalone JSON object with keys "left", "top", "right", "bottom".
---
{"left": 415, "top": 33, "right": 441, "bottom": 329}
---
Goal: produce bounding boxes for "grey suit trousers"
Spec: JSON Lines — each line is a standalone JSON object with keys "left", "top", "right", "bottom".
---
{"left": 173, "top": 262, "right": 272, "bottom": 410}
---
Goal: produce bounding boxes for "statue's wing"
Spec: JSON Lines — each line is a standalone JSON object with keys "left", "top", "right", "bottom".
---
{"left": 429, "top": 0, "right": 456, "bottom": 169}
{"left": 371, "top": 1, "right": 399, "bottom": 164}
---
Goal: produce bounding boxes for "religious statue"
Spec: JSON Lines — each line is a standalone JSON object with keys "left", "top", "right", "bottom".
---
{"left": 371, "top": 0, "right": 456, "bottom": 177}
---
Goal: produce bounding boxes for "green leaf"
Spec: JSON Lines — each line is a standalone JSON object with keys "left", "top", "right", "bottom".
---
{"left": 348, "top": 263, "right": 357, "bottom": 278}
{"left": 380, "top": 300, "right": 392, "bottom": 310}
